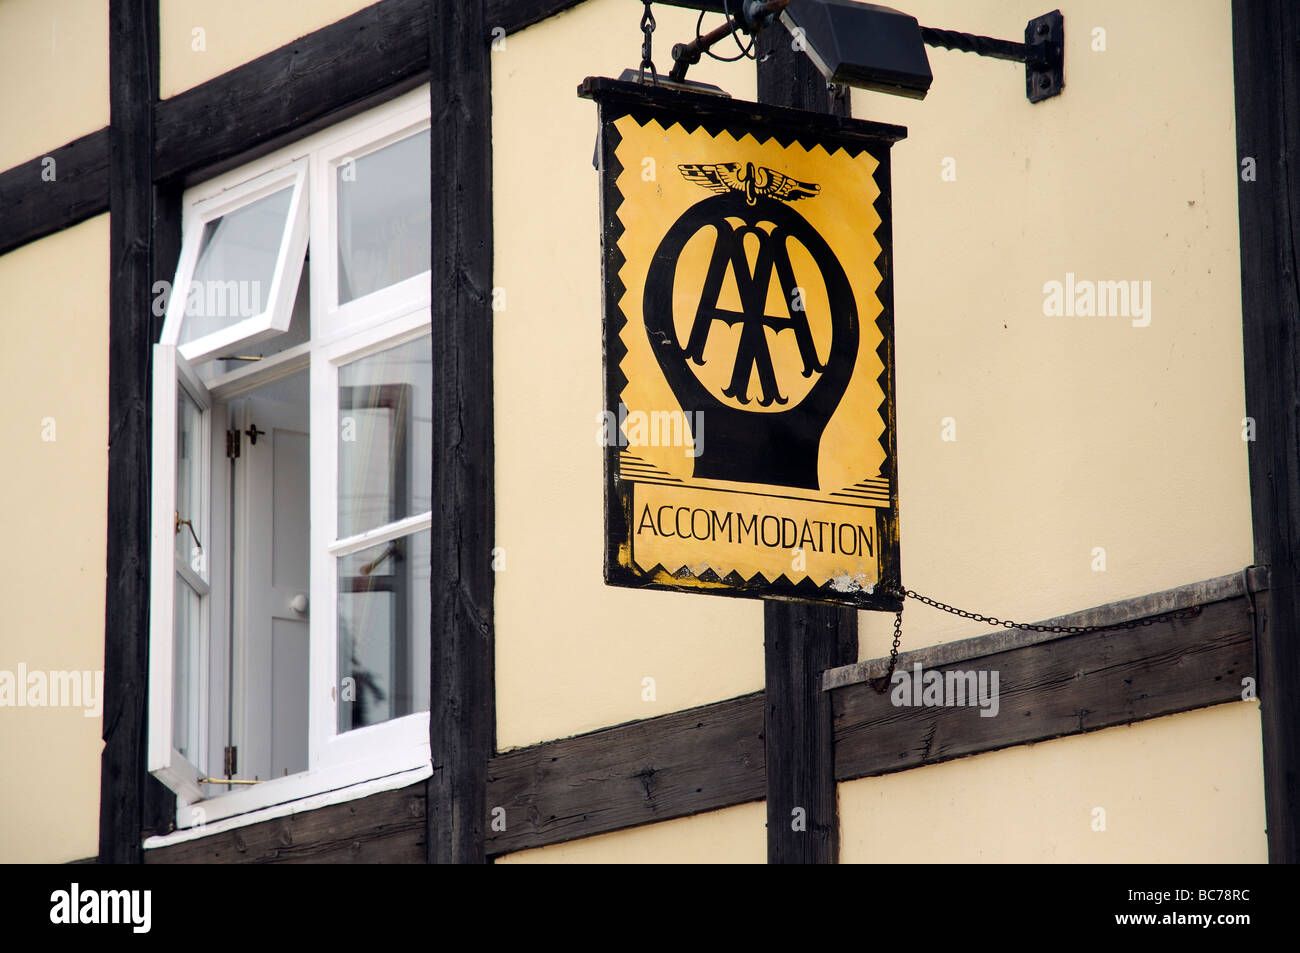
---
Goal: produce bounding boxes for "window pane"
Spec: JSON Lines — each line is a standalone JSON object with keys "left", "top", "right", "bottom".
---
{"left": 337, "top": 130, "right": 431, "bottom": 303}
{"left": 175, "top": 388, "right": 204, "bottom": 572}
{"left": 180, "top": 185, "right": 293, "bottom": 345}
{"left": 337, "top": 335, "right": 432, "bottom": 538}
{"left": 173, "top": 577, "right": 203, "bottom": 766}
{"left": 337, "top": 531, "right": 430, "bottom": 732}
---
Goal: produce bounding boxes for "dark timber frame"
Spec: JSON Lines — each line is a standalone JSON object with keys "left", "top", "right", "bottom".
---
{"left": 755, "top": 32, "right": 859, "bottom": 864}
{"left": 146, "top": 568, "right": 1259, "bottom": 861}
{"left": 0, "top": 0, "right": 1277, "bottom": 863}
{"left": 427, "top": 0, "right": 495, "bottom": 865}
{"left": 1232, "top": 0, "right": 1300, "bottom": 864}
{"left": 100, "top": 0, "right": 162, "bottom": 866}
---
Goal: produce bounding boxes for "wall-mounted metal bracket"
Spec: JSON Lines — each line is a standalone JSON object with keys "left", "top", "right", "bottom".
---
{"left": 1024, "top": 11, "right": 1065, "bottom": 102}
{"left": 920, "top": 9, "right": 1065, "bottom": 103}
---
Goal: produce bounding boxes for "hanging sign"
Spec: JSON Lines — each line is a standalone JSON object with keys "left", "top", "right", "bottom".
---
{"left": 580, "top": 77, "right": 904, "bottom": 610}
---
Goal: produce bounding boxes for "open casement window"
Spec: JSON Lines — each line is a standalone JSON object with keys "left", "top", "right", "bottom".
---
{"left": 147, "top": 88, "right": 433, "bottom": 832}
{"left": 148, "top": 345, "right": 212, "bottom": 804}
{"left": 160, "top": 159, "right": 309, "bottom": 365}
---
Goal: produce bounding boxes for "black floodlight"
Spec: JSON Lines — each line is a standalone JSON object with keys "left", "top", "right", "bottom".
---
{"left": 778, "top": 0, "right": 932, "bottom": 99}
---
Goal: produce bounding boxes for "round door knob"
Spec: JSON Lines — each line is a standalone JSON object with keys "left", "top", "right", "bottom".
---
{"left": 290, "top": 593, "right": 309, "bottom": 615}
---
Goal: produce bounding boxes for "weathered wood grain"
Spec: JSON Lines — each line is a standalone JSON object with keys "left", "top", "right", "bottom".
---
{"left": 152, "top": 0, "right": 429, "bottom": 184}
{"left": 756, "top": 25, "right": 859, "bottom": 866}
{"left": 487, "top": 0, "right": 586, "bottom": 34}
{"left": 426, "top": 0, "right": 496, "bottom": 865}
{"left": 485, "top": 692, "right": 766, "bottom": 855}
{"left": 825, "top": 568, "right": 1267, "bottom": 691}
{"left": 99, "top": 0, "right": 159, "bottom": 866}
{"left": 833, "top": 596, "right": 1256, "bottom": 782}
{"left": 151, "top": 0, "right": 586, "bottom": 186}
{"left": 144, "top": 580, "right": 1256, "bottom": 861}
{"left": 144, "top": 786, "right": 426, "bottom": 864}
{"left": 0, "top": 129, "right": 110, "bottom": 257}
{"left": 1233, "top": 0, "right": 1300, "bottom": 864}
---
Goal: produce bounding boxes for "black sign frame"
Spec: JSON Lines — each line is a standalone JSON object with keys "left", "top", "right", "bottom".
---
{"left": 580, "top": 76, "right": 905, "bottom": 611}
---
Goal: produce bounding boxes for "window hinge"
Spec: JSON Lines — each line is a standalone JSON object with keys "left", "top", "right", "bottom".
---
{"left": 226, "top": 428, "right": 241, "bottom": 459}
{"left": 224, "top": 745, "right": 237, "bottom": 777}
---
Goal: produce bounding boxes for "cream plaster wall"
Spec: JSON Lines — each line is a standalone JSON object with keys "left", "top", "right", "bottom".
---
{"left": 0, "top": 216, "right": 110, "bottom": 863}
{"left": 492, "top": 0, "right": 765, "bottom": 750}
{"left": 849, "top": 0, "right": 1252, "bottom": 659}
{"left": 840, "top": 702, "right": 1267, "bottom": 862}
{"left": 0, "top": 0, "right": 1260, "bottom": 864}
{"left": 0, "top": 0, "right": 108, "bottom": 171}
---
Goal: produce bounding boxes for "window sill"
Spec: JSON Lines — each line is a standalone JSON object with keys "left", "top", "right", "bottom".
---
{"left": 143, "top": 762, "right": 431, "bottom": 851}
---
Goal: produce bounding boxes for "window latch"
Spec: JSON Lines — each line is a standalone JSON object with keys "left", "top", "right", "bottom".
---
{"left": 196, "top": 746, "right": 262, "bottom": 786}
{"left": 174, "top": 511, "right": 201, "bottom": 552}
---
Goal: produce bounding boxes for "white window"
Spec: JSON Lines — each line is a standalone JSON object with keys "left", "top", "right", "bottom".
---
{"left": 148, "top": 88, "right": 433, "bottom": 828}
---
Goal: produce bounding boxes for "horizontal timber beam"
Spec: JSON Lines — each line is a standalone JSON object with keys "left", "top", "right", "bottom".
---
{"left": 153, "top": 0, "right": 585, "bottom": 184}
{"left": 824, "top": 568, "right": 1268, "bottom": 691}
{"left": 485, "top": 692, "right": 766, "bottom": 855}
{"left": 491, "top": 0, "right": 587, "bottom": 33}
{"left": 142, "top": 569, "right": 1259, "bottom": 861}
{"left": 0, "top": 128, "right": 110, "bottom": 258}
{"left": 486, "top": 570, "right": 1260, "bottom": 856}
{"left": 1, "top": 0, "right": 591, "bottom": 257}
{"left": 153, "top": 0, "right": 429, "bottom": 184}
{"left": 832, "top": 575, "right": 1260, "bottom": 783}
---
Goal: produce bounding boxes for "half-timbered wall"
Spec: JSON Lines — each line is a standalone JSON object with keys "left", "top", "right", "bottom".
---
{"left": 0, "top": 0, "right": 1279, "bottom": 864}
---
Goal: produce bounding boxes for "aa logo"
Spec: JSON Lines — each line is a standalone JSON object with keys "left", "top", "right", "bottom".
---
{"left": 642, "top": 162, "right": 859, "bottom": 489}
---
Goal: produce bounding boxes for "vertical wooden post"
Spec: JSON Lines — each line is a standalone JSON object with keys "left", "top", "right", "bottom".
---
{"left": 427, "top": 0, "right": 496, "bottom": 863}
{"left": 100, "top": 0, "right": 161, "bottom": 864}
{"left": 757, "top": 28, "right": 857, "bottom": 865}
{"left": 1232, "top": 0, "right": 1300, "bottom": 864}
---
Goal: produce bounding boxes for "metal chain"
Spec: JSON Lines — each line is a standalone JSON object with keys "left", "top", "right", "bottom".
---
{"left": 871, "top": 607, "right": 904, "bottom": 694}
{"left": 871, "top": 587, "right": 1204, "bottom": 694}
{"left": 639, "top": 2, "right": 659, "bottom": 86}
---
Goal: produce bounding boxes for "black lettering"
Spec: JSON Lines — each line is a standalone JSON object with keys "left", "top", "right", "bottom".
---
{"left": 838, "top": 522, "right": 856, "bottom": 556}
{"left": 657, "top": 505, "right": 675, "bottom": 538}
{"left": 638, "top": 504, "right": 658, "bottom": 536}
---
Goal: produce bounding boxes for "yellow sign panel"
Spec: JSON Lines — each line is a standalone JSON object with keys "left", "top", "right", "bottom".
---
{"left": 583, "top": 78, "right": 904, "bottom": 609}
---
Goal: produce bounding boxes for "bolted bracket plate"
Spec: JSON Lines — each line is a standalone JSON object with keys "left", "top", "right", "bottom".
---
{"left": 1025, "top": 10, "right": 1065, "bottom": 102}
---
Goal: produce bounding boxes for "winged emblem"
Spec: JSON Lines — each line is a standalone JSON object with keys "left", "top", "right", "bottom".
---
{"left": 678, "top": 161, "right": 821, "bottom": 206}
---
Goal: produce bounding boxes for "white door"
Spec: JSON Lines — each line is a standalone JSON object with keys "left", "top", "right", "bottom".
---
{"left": 231, "top": 373, "right": 310, "bottom": 782}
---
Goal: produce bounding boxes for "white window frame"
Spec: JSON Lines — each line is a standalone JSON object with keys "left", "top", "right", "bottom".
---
{"left": 147, "top": 86, "right": 434, "bottom": 833}
{"left": 160, "top": 159, "right": 310, "bottom": 364}
{"left": 312, "top": 94, "right": 431, "bottom": 342}
{"left": 148, "top": 345, "right": 212, "bottom": 805}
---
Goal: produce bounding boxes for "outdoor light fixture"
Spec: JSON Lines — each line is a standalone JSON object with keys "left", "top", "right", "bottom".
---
{"left": 661, "top": 0, "right": 1064, "bottom": 104}
{"left": 777, "top": 0, "right": 932, "bottom": 99}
